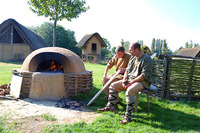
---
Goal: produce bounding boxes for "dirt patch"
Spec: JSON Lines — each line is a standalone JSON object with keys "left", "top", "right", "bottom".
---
{"left": 0, "top": 98, "right": 101, "bottom": 133}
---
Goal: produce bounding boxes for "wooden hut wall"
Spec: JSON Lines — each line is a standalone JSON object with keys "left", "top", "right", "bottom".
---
{"left": 0, "top": 43, "right": 31, "bottom": 61}
{"left": 87, "top": 36, "right": 101, "bottom": 54}
{"left": 82, "top": 45, "right": 87, "bottom": 55}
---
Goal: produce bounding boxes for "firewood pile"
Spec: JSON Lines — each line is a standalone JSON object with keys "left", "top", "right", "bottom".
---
{"left": 0, "top": 84, "right": 10, "bottom": 96}
{"left": 56, "top": 99, "right": 83, "bottom": 111}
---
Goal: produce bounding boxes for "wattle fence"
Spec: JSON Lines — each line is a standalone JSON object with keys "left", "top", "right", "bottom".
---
{"left": 152, "top": 55, "right": 200, "bottom": 99}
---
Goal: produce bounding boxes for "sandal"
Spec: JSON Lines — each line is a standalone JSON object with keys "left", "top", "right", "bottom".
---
{"left": 97, "top": 106, "right": 113, "bottom": 112}
{"left": 120, "top": 115, "right": 131, "bottom": 124}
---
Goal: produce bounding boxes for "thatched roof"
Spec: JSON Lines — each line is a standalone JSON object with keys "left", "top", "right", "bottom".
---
{"left": 76, "top": 32, "right": 107, "bottom": 47}
{"left": 176, "top": 48, "right": 200, "bottom": 57}
{"left": 0, "top": 18, "right": 47, "bottom": 49}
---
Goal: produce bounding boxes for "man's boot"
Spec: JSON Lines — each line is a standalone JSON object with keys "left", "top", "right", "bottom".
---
{"left": 120, "top": 95, "right": 136, "bottom": 124}
{"left": 97, "top": 89, "right": 119, "bottom": 111}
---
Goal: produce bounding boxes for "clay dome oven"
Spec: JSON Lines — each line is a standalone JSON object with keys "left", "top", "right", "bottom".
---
{"left": 10, "top": 47, "right": 93, "bottom": 100}
{"left": 21, "top": 47, "right": 86, "bottom": 73}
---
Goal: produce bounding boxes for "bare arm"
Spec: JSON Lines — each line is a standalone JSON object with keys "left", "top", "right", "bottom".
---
{"left": 103, "top": 66, "right": 110, "bottom": 78}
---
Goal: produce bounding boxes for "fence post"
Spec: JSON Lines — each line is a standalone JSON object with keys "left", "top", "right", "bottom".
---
{"left": 162, "top": 56, "right": 170, "bottom": 99}
{"left": 188, "top": 59, "right": 196, "bottom": 95}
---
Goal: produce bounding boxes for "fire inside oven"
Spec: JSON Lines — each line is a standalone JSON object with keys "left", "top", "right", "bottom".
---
{"left": 36, "top": 60, "right": 63, "bottom": 72}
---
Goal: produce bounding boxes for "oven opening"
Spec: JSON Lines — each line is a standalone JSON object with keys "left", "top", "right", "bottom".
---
{"left": 36, "top": 60, "right": 64, "bottom": 72}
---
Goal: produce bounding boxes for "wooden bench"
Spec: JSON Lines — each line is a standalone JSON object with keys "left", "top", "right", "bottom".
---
{"left": 135, "top": 85, "right": 157, "bottom": 112}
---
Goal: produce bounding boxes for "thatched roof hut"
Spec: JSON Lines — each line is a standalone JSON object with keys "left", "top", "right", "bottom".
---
{"left": 76, "top": 32, "right": 107, "bottom": 63}
{"left": 0, "top": 18, "right": 47, "bottom": 61}
{"left": 176, "top": 48, "right": 200, "bottom": 57}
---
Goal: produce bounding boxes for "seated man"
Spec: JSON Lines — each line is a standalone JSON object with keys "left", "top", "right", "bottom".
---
{"left": 97, "top": 42, "right": 153, "bottom": 124}
{"left": 102, "top": 45, "right": 131, "bottom": 102}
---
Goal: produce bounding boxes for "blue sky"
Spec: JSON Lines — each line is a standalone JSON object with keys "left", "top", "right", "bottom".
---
{"left": 0, "top": 0, "right": 200, "bottom": 52}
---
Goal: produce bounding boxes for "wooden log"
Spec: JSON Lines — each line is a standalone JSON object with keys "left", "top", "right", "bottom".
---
{"left": 87, "top": 69, "right": 122, "bottom": 106}
{"left": 0, "top": 95, "right": 18, "bottom": 101}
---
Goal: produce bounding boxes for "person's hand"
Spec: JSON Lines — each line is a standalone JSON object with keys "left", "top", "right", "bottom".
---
{"left": 124, "top": 82, "right": 131, "bottom": 89}
{"left": 122, "top": 80, "right": 129, "bottom": 89}
{"left": 102, "top": 75, "right": 107, "bottom": 82}
{"left": 119, "top": 68, "right": 126, "bottom": 74}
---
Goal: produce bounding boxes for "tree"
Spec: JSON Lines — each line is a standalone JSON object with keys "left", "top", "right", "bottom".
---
{"left": 123, "top": 41, "right": 130, "bottom": 52}
{"left": 120, "top": 39, "right": 125, "bottom": 46}
{"left": 137, "top": 40, "right": 143, "bottom": 46}
{"left": 29, "top": 22, "right": 81, "bottom": 56}
{"left": 111, "top": 47, "right": 116, "bottom": 56}
{"left": 151, "top": 38, "right": 155, "bottom": 53}
{"left": 101, "top": 38, "right": 112, "bottom": 58}
{"left": 185, "top": 42, "right": 189, "bottom": 48}
{"left": 141, "top": 46, "right": 151, "bottom": 55}
{"left": 30, "top": 22, "right": 54, "bottom": 46}
{"left": 174, "top": 46, "right": 183, "bottom": 55}
{"left": 28, "top": 0, "right": 89, "bottom": 47}
{"left": 162, "top": 39, "right": 167, "bottom": 54}
{"left": 194, "top": 43, "right": 200, "bottom": 48}
{"left": 102, "top": 38, "right": 111, "bottom": 51}
{"left": 188, "top": 40, "right": 193, "bottom": 48}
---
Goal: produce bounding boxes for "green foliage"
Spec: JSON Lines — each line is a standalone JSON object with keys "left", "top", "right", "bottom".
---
{"left": 123, "top": 41, "right": 130, "bottom": 52}
{"left": 28, "top": 0, "right": 89, "bottom": 46}
{"left": 151, "top": 38, "right": 155, "bottom": 53}
{"left": 151, "top": 38, "right": 172, "bottom": 55}
{"left": 101, "top": 38, "right": 112, "bottom": 58}
{"left": 101, "top": 47, "right": 111, "bottom": 58}
{"left": 141, "top": 46, "right": 151, "bottom": 55}
{"left": 161, "top": 39, "right": 171, "bottom": 54}
{"left": 137, "top": 40, "right": 144, "bottom": 46}
{"left": 120, "top": 39, "right": 130, "bottom": 52}
{"left": 102, "top": 37, "right": 111, "bottom": 51}
{"left": 184, "top": 40, "right": 200, "bottom": 48}
{"left": 29, "top": 22, "right": 81, "bottom": 56}
{"left": 28, "top": 0, "right": 89, "bottom": 21}
{"left": 174, "top": 46, "right": 183, "bottom": 55}
{"left": 185, "top": 41, "right": 189, "bottom": 48}
{"left": 111, "top": 47, "right": 116, "bottom": 56}
{"left": 30, "top": 22, "right": 54, "bottom": 46}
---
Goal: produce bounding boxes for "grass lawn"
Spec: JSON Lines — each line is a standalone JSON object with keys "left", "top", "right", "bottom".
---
{"left": 0, "top": 62, "right": 200, "bottom": 133}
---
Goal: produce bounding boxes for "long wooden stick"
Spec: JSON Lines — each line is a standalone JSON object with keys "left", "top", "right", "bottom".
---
{"left": 0, "top": 95, "right": 18, "bottom": 101}
{"left": 87, "top": 69, "right": 121, "bottom": 106}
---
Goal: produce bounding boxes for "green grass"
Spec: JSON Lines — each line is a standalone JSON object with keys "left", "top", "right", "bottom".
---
{"left": 41, "top": 114, "right": 57, "bottom": 121}
{"left": 0, "top": 62, "right": 21, "bottom": 85}
{"left": 0, "top": 62, "right": 200, "bottom": 133}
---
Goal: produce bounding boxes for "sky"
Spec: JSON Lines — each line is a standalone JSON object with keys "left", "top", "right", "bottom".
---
{"left": 1, "top": 0, "right": 200, "bottom": 52}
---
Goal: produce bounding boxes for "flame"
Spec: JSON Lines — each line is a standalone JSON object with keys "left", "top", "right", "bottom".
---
{"left": 47, "top": 61, "right": 63, "bottom": 72}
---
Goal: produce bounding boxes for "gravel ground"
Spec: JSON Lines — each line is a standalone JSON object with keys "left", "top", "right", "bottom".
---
{"left": 0, "top": 98, "right": 101, "bottom": 133}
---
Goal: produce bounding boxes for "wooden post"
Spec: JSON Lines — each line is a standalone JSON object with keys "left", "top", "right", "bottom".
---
{"left": 1, "top": 44, "right": 3, "bottom": 61}
{"left": 100, "top": 45, "right": 101, "bottom": 63}
{"left": 86, "top": 45, "right": 88, "bottom": 62}
{"left": 162, "top": 56, "right": 170, "bottom": 99}
{"left": 188, "top": 59, "right": 196, "bottom": 95}
{"left": 11, "top": 25, "right": 13, "bottom": 61}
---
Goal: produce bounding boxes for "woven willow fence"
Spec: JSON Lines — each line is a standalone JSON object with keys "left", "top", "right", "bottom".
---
{"left": 152, "top": 55, "right": 200, "bottom": 99}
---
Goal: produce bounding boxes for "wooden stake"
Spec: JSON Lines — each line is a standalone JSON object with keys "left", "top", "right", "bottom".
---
{"left": 87, "top": 69, "right": 121, "bottom": 106}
